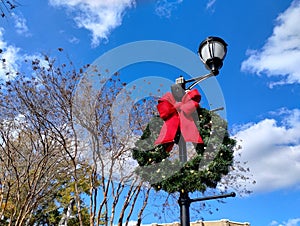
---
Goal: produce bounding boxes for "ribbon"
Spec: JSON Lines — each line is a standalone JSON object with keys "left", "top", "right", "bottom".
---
{"left": 155, "top": 89, "right": 203, "bottom": 151}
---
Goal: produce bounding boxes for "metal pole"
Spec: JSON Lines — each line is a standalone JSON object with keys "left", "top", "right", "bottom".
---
{"left": 172, "top": 77, "right": 191, "bottom": 226}
{"left": 178, "top": 135, "right": 187, "bottom": 163}
{"left": 179, "top": 190, "right": 190, "bottom": 226}
{"left": 172, "top": 75, "right": 235, "bottom": 226}
{"left": 178, "top": 135, "right": 190, "bottom": 226}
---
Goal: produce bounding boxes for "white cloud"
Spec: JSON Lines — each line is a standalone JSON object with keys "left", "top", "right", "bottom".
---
{"left": 11, "top": 13, "right": 31, "bottom": 36}
{"left": 270, "top": 218, "right": 300, "bottom": 226}
{"left": 49, "top": 0, "right": 135, "bottom": 47}
{"left": 0, "top": 27, "right": 49, "bottom": 80}
{"left": 68, "top": 36, "right": 80, "bottom": 44}
{"left": 241, "top": 0, "right": 300, "bottom": 86}
{"left": 0, "top": 27, "right": 21, "bottom": 79}
{"left": 285, "top": 218, "right": 300, "bottom": 226}
{"left": 155, "top": 0, "right": 183, "bottom": 18}
{"left": 206, "top": 0, "right": 216, "bottom": 10}
{"left": 233, "top": 108, "right": 300, "bottom": 192}
{"left": 270, "top": 221, "right": 279, "bottom": 226}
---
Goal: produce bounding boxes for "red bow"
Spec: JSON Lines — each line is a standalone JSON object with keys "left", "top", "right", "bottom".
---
{"left": 155, "top": 89, "right": 203, "bottom": 151}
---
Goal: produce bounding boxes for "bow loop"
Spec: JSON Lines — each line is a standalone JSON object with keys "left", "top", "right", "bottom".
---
{"left": 156, "top": 93, "right": 177, "bottom": 120}
{"left": 155, "top": 89, "right": 203, "bottom": 151}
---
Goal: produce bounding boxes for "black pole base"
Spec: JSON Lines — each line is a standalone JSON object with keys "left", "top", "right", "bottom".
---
{"left": 178, "top": 191, "right": 191, "bottom": 226}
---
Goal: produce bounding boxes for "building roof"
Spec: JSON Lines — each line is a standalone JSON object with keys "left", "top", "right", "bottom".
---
{"left": 152, "top": 219, "right": 250, "bottom": 226}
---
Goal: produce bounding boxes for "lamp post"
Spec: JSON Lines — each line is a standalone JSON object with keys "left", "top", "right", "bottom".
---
{"left": 171, "top": 36, "right": 235, "bottom": 226}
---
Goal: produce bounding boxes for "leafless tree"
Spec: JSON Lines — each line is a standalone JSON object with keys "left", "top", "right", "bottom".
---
{"left": 0, "top": 0, "right": 18, "bottom": 18}
{"left": 0, "top": 56, "right": 91, "bottom": 225}
{"left": 0, "top": 54, "right": 153, "bottom": 226}
{"left": 74, "top": 68, "right": 155, "bottom": 226}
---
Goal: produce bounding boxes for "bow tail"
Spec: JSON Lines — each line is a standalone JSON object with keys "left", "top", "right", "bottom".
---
{"left": 180, "top": 113, "right": 203, "bottom": 143}
{"left": 155, "top": 115, "right": 179, "bottom": 145}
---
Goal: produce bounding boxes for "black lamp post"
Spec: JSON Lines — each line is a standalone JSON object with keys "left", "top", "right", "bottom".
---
{"left": 171, "top": 36, "right": 234, "bottom": 226}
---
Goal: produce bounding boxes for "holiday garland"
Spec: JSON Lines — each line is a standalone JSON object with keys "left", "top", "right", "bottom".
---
{"left": 132, "top": 103, "right": 236, "bottom": 194}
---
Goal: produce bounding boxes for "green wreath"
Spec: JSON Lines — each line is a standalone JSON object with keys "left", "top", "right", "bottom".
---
{"left": 132, "top": 107, "right": 236, "bottom": 194}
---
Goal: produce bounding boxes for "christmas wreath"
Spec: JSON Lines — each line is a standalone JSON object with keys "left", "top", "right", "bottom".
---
{"left": 132, "top": 89, "right": 236, "bottom": 194}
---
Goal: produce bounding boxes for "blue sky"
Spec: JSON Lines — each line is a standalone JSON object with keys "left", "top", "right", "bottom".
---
{"left": 1, "top": 0, "right": 300, "bottom": 225}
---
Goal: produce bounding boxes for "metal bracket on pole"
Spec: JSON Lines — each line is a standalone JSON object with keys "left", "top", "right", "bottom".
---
{"left": 185, "top": 72, "right": 213, "bottom": 91}
{"left": 190, "top": 192, "right": 236, "bottom": 204}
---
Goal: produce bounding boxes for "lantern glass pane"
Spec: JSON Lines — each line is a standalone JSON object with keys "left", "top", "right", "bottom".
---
{"left": 212, "top": 41, "right": 226, "bottom": 59}
{"left": 200, "top": 41, "right": 226, "bottom": 62}
{"left": 200, "top": 43, "right": 211, "bottom": 62}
